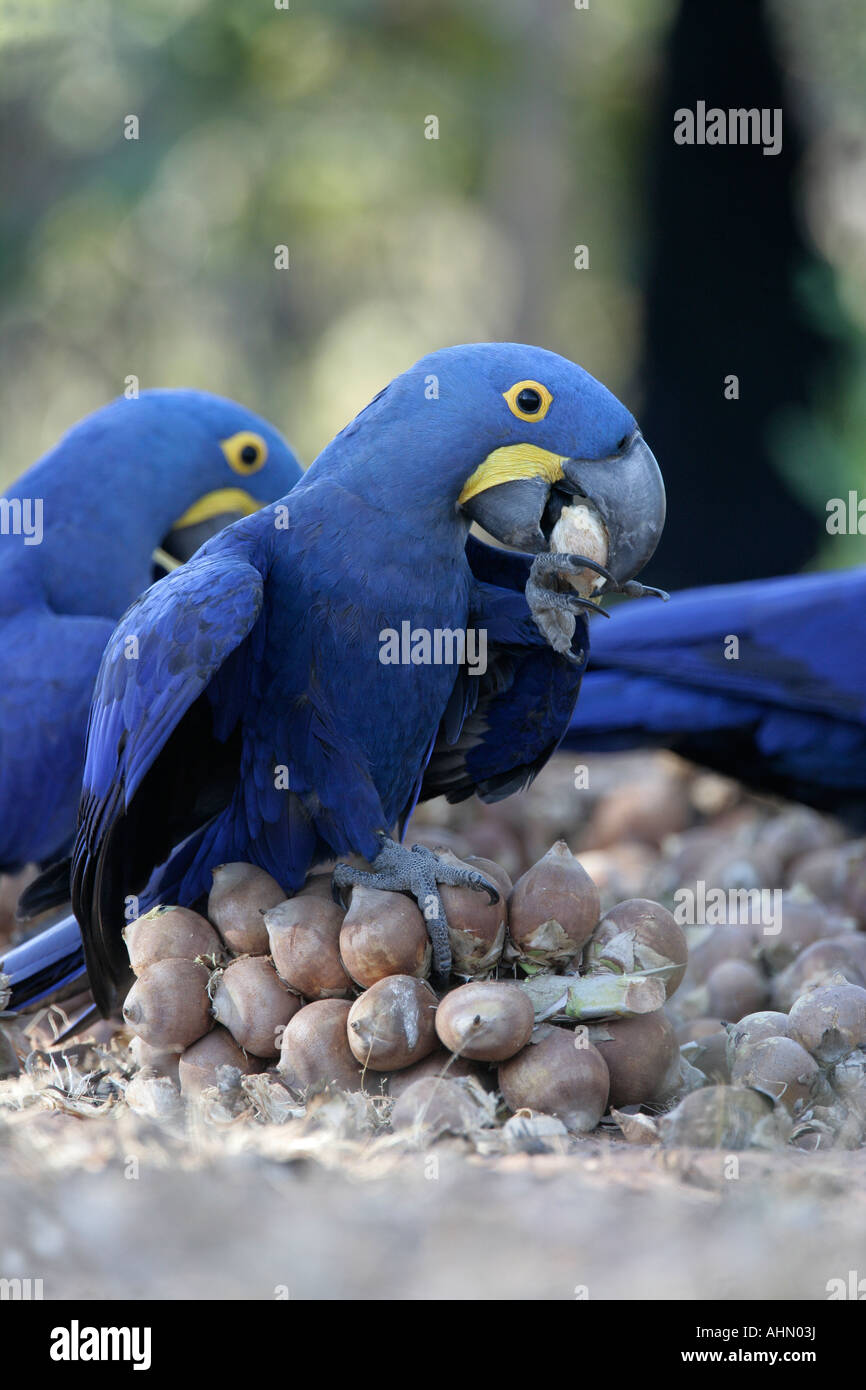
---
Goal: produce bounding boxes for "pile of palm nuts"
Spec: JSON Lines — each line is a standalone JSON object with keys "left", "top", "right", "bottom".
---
{"left": 120, "top": 755, "right": 866, "bottom": 1151}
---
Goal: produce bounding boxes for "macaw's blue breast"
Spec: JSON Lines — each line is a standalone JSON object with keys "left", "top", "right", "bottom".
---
{"left": 255, "top": 487, "right": 473, "bottom": 840}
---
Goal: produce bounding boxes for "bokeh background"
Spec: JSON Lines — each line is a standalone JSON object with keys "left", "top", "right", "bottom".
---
{"left": 0, "top": 0, "right": 863, "bottom": 586}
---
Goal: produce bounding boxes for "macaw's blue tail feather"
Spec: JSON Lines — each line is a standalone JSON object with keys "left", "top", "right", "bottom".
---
{"left": 564, "top": 569, "right": 866, "bottom": 824}
{"left": 1, "top": 915, "right": 87, "bottom": 1011}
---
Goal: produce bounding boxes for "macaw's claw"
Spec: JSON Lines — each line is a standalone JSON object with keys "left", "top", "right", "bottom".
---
{"left": 530, "top": 551, "right": 617, "bottom": 587}
{"left": 618, "top": 579, "right": 670, "bottom": 600}
{"left": 526, "top": 552, "right": 609, "bottom": 662}
{"left": 332, "top": 834, "right": 499, "bottom": 979}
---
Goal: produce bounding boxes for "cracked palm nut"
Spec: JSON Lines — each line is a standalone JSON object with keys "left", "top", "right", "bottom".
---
{"left": 549, "top": 502, "right": 609, "bottom": 599}
{"left": 583, "top": 897, "right": 688, "bottom": 999}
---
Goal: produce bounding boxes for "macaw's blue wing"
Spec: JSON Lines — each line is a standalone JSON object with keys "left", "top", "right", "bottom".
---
{"left": 564, "top": 568, "right": 866, "bottom": 821}
{"left": 418, "top": 534, "right": 587, "bottom": 808}
{"left": 71, "top": 552, "right": 264, "bottom": 1013}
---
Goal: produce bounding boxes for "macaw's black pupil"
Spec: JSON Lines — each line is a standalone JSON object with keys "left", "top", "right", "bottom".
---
{"left": 517, "top": 388, "right": 542, "bottom": 413}
{"left": 240, "top": 445, "right": 259, "bottom": 464}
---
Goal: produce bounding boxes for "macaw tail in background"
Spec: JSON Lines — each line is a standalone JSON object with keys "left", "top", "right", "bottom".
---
{"left": 565, "top": 568, "right": 866, "bottom": 826}
{"left": 0, "top": 915, "right": 86, "bottom": 1013}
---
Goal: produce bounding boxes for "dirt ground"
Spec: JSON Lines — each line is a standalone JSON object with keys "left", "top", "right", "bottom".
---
{"left": 1, "top": 1098, "right": 864, "bottom": 1300}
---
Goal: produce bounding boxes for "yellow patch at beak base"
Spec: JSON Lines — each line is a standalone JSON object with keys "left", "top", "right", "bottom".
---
{"left": 170, "top": 487, "right": 261, "bottom": 530}
{"left": 458, "top": 444, "right": 567, "bottom": 505}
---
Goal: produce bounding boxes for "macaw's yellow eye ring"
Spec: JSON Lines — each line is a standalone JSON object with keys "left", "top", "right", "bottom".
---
{"left": 221, "top": 430, "right": 268, "bottom": 475}
{"left": 503, "top": 380, "right": 553, "bottom": 422}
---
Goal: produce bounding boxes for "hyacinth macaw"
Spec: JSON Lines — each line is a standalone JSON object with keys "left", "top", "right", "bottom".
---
{"left": 0, "top": 391, "right": 302, "bottom": 873}
{"left": 2, "top": 344, "right": 665, "bottom": 1016}
{"left": 564, "top": 568, "right": 866, "bottom": 823}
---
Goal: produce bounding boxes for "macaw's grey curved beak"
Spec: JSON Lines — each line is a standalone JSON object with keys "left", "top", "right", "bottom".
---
{"left": 460, "top": 431, "right": 666, "bottom": 587}
{"left": 560, "top": 431, "right": 666, "bottom": 587}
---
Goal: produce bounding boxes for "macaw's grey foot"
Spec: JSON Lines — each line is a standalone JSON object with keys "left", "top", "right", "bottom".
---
{"left": 526, "top": 552, "right": 612, "bottom": 661}
{"left": 332, "top": 835, "right": 499, "bottom": 980}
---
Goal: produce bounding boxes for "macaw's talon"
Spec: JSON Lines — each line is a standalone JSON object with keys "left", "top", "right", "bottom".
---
{"left": 618, "top": 579, "right": 670, "bottom": 601}
{"left": 332, "top": 837, "right": 499, "bottom": 979}
{"left": 409, "top": 845, "right": 500, "bottom": 905}
{"left": 531, "top": 551, "right": 617, "bottom": 586}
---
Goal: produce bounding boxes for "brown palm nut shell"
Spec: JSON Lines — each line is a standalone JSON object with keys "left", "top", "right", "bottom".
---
{"left": 264, "top": 896, "right": 350, "bottom": 999}
{"left": 659, "top": 1085, "right": 783, "bottom": 1150}
{"left": 759, "top": 895, "right": 850, "bottom": 973}
{"left": 278, "top": 999, "right": 370, "bottom": 1092}
{"left": 391, "top": 1077, "right": 485, "bottom": 1138}
{"left": 123, "top": 905, "right": 222, "bottom": 975}
{"left": 347, "top": 975, "right": 438, "bottom": 1070}
{"left": 207, "top": 863, "right": 286, "bottom": 954}
{"left": 772, "top": 937, "right": 866, "bottom": 1011}
{"left": 685, "top": 1030, "right": 731, "bottom": 1084}
{"left": 730, "top": 1035, "right": 821, "bottom": 1114}
{"left": 787, "top": 842, "right": 863, "bottom": 905}
{"left": 844, "top": 855, "right": 866, "bottom": 925}
{"left": 508, "top": 841, "right": 600, "bottom": 966}
{"left": 435, "top": 851, "right": 508, "bottom": 977}
{"left": 386, "top": 1048, "right": 487, "bottom": 1099}
{"left": 758, "top": 808, "right": 841, "bottom": 868}
{"left": 178, "top": 1025, "right": 264, "bottom": 1098}
{"left": 583, "top": 898, "right": 688, "bottom": 998}
{"left": 296, "top": 873, "right": 336, "bottom": 899}
{"left": 435, "top": 981, "right": 534, "bottom": 1062}
{"left": 705, "top": 959, "right": 769, "bottom": 1021}
{"left": 787, "top": 983, "right": 866, "bottom": 1065}
{"left": 339, "top": 887, "right": 431, "bottom": 987}
{"left": 128, "top": 1035, "right": 181, "bottom": 1082}
{"left": 210, "top": 956, "right": 301, "bottom": 1058}
{"left": 462, "top": 820, "right": 526, "bottom": 882}
{"left": 122, "top": 958, "right": 212, "bottom": 1052}
{"left": 676, "top": 1017, "right": 727, "bottom": 1043}
{"left": 583, "top": 775, "right": 689, "bottom": 850}
{"left": 725, "top": 1010, "right": 791, "bottom": 1069}
{"left": 685, "top": 926, "right": 756, "bottom": 985}
{"left": 498, "top": 1027, "right": 610, "bottom": 1133}
{"left": 591, "top": 1011, "right": 680, "bottom": 1107}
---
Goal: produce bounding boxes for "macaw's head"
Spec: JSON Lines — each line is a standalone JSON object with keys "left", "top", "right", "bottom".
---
{"left": 36, "top": 390, "right": 302, "bottom": 586}
{"left": 126, "top": 391, "right": 302, "bottom": 579}
{"left": 326, "top": 342, "right": 664, "bottom": 591}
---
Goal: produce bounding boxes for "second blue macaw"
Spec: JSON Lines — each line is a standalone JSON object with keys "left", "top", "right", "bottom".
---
{"left": 0, "top": 391, "right": 302, "bottom": 872}
{"left": 2, "top": 344, "right": 665, "bottom": 1014}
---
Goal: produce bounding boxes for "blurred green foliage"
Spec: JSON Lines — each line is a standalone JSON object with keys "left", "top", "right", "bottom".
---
{"left": 0, "top": 0, "right": 863, "bottom": 573}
